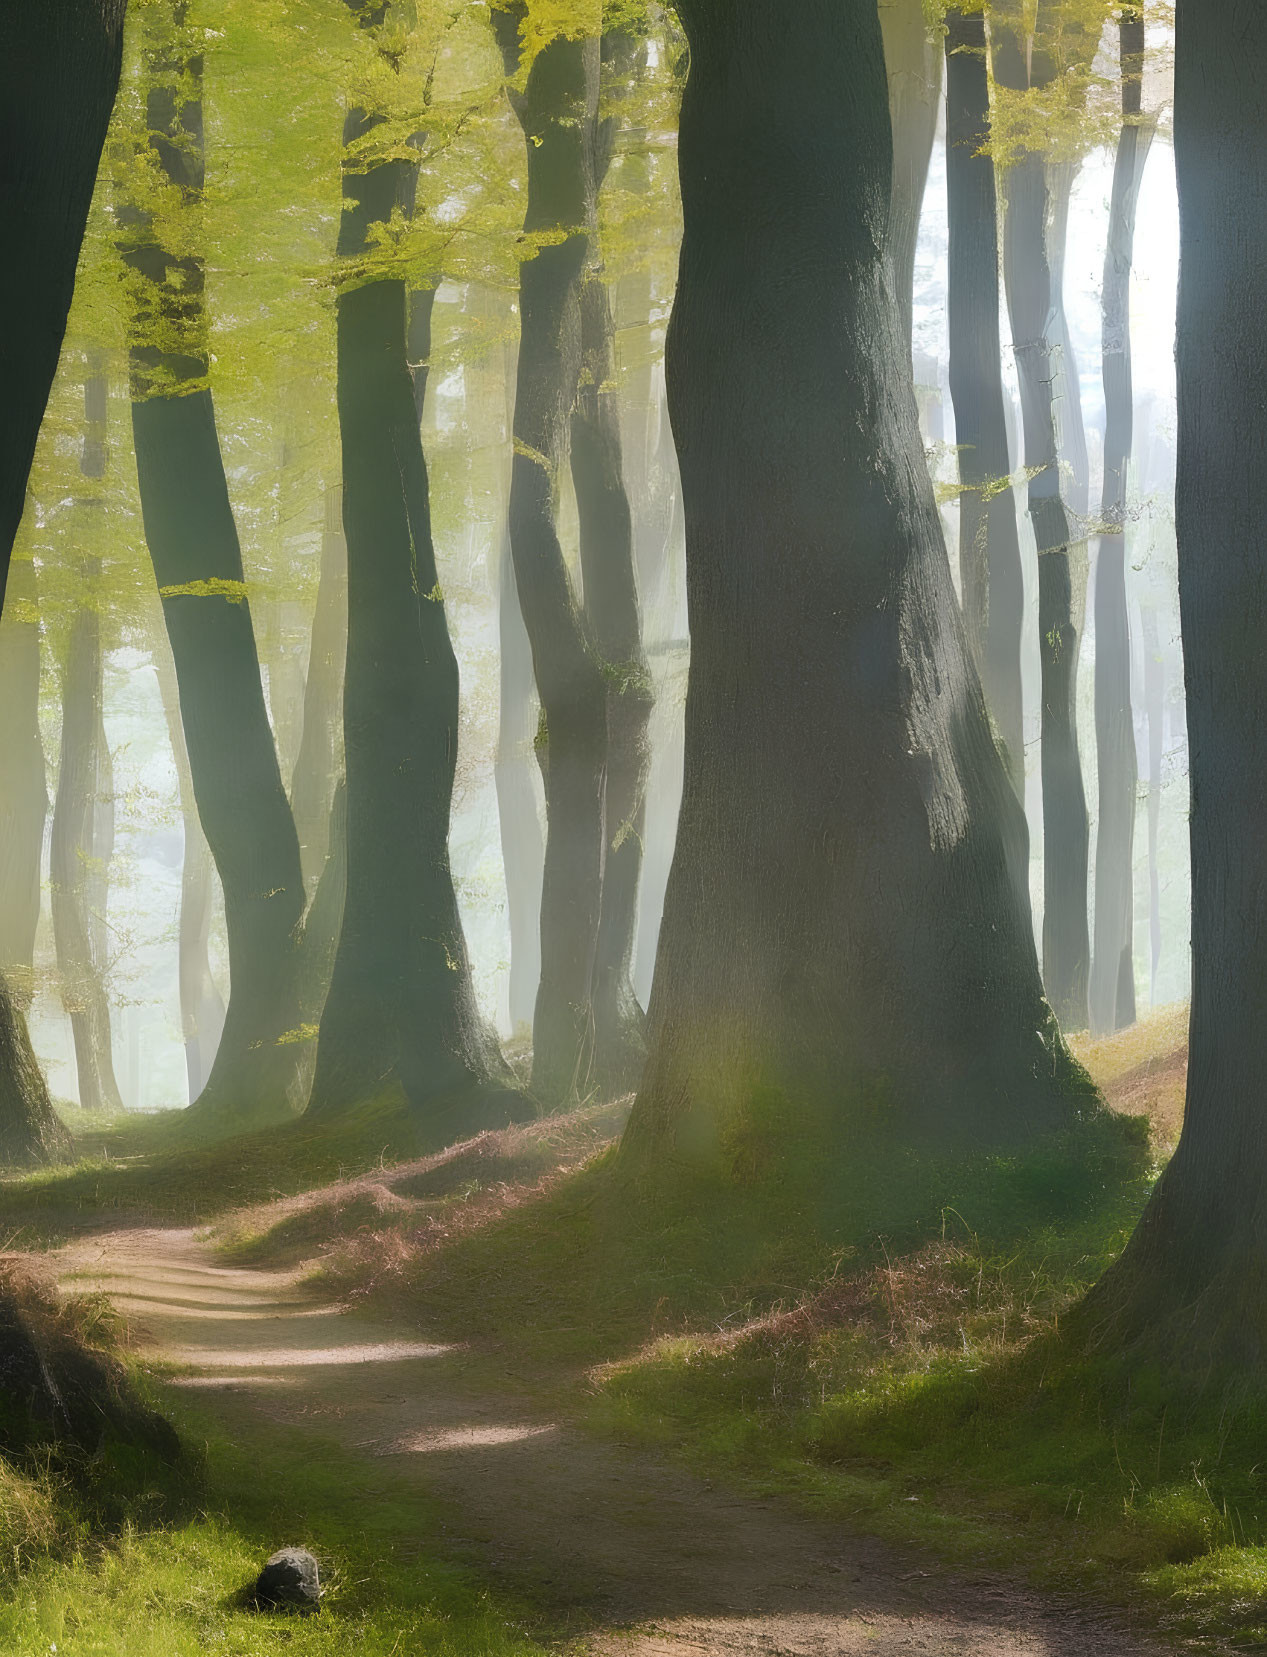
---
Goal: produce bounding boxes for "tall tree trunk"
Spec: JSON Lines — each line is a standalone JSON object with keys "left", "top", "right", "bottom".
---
{"left": 155, "top": 647, "right": 225, "bottom": 1103}
{"left": 0, "top": 559, "right": 49, "bottom": 1010}
{"left": 1081, "top": 0, "right": 1267, "bottom": 1368}
{"left": 993, "top": 9, "right": 1091, "bottom": 1032}
{"left": 307, "top": 23, "right": 510, "bottom": 1128}
{"left": 879, "top": 0, "right": 943, "bottom": 349}
{"left": 570, "top": 39, "right": 653, "bottom": 1094}
{"left": 494, "top": 9, "right": 611, "bottom": 1105}
{"left": 0, "top": 0, "right": 123, "bottom": 1162}
{"left": 1140, "top": 602, "right": 1164, "bottom": 1006}
{"left": 619, "top": 0, "right": 1092, "bottom": 1183}
{"left": 496, "top": 521, "right": 546, "bottom": 1035}
{"left": 51, "top": 370, "right": 123, "bottom": 1113}
{"left": 943, "top": 6, "right": 1025, "bottom": 810}
{"left": 120, "top": 1, "right": 308, "bottom": 1125}
{"left": 289, "top": 484, "right": 347, "bottom": 897}
{"left": 1090, "top": 11, "right": 1152, "bottom": 1039}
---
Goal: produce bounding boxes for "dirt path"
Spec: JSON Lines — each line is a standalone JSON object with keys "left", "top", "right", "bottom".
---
{"left": 59, "top": 1228, "right": 1183, "bottom": 1656}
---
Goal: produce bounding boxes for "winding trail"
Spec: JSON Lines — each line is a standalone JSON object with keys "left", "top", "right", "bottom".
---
{"left": 59, "top": 1228, "right": 1183, "bottom": 1656}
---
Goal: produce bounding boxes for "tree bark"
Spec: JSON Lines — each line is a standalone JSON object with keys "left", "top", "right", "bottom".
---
{"left": 569, "top": 40, "right": 654, "bottom": 1094}
{"left": 0, "top": 559, "right": 49, "bottom": 1011}
{"left": 1081, "top": 0, "right": 1267, "bottom": 1368}
{"left": 155, "top": 646, "right": 225, "bottom": 1103}
{"left": 879, "top": 0, "right": 943, "bottom": 350}
{"left": 494, "top": 9, "right": 612, "bottom": 1105}
{"left": 993, "top": 6, "right": 1091, "bottom": 1032}
{"left": 1140, "top": 602, "right": 1163, "bottom": 1007}
{"left": 943, "top": 7, "right": 1025, "bottom": 810}
{"left": 0, "top": 0, "right": 127, "bottom": 607}
{"left": 289, "top": 485, "right": 347, "bottom": 897}
{"left": 120, "top": 2, "right": 308, "bottom": 1125}
{"left": 496, "top": 517, "right": 546, "bottom": 1035}
{"left": 619, "top": 0, "right": 1093, "bottom": 1182}
{"left": 0, "top": 0, "right": 123, "bottom": 1163}
{"left": 307, "top": 37, "right": 510, "bottom": 1127}
{"left": 51, "top": 370, "right": 124, "bottom": 1114}
{"left": 1089, "top": 11, "right": 1152, "bottom": 1039}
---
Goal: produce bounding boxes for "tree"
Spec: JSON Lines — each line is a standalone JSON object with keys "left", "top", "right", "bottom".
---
{"left": 880, "top": 0, "right": 943, "bottom": 351}
{"left": 1082, "top": 0, "right": 1267, "bottom": 1364}
{"left": 1089, "top": 6, "right": 1153, "bottom": 1038}
{"left": 618, "top": 0, "right": 1094, "bottom": 1183}
{"left": 50, "top": 367, "right": 125, "bottom": 1113}
{"left": 118, "top": 0, "right": 310, "bottom": 1125}
{"left": 0, "top": 0, "right": 126, "bottom": 1163}
{"left": 943, "top": 5, "right": 1026, "bottom": 811}
{"left": 493, "top": 3, "right": 620, "bottom": 1105}
{"left": 0, "top": 556, "right": 49, "bottom": 1013}
{"left": 307, "top": 0, "right": 512, "bottom": 1127}
{"left": 990, "top": 0, "right": 1094, "bottom": 1031}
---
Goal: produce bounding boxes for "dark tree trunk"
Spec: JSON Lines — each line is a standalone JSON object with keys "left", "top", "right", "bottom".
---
{"left": 879, "top": 0, "right": 942, "bottom": 349}
{"left": 943, "top": 7, "right": 1025, "bottom": 808}
{"left": 1081, "top": 0, "right": 1267, "bottom": 1367}
{"left": 307, "top": 55, "right": 510, "bottom": 1127}
{"left": 0, "top": 559, "right": 49, "bottom": 1010}
{"left": 155, "top": 648, "right": 225, "bottom": 1102}
{"left": 51, "top": 371, "right": 124, "bottom": 1114}
{"left": 993, "top": 11, "right": 1091, "bottom": 1032}
{"left": 289, "top": 485, "right": 347, "bottom": 896}
{"left": 0, "top": 0, "right": 126, "bottom": 607}
{"left": 494, "top": 11, "right": 611, "bottom": 1105}
{"left": 120, "top": 3, "right": 308, "bottom": 1125}
{"left": 619, "top": 0, "right": 1092, "bottom": 1181}
{"left": 0, "top": 0, "right": 123, "bottom": 1163}
{"left": 1090, "top": 11, "right": 1152, "bottom": 1039}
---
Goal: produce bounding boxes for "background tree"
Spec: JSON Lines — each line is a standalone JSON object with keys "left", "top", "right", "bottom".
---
{"left": 1089, "top": 5, "right": 1153, "bottom": 1037}
{"left": 308, "top": 0, "right": 514, "bottom": 1128}
{"left": 989, "top": 0, "right": 1099, "bottom": 1031}
{"left": 49, "top": 367, "right": 125, "bottom": 1113}
{"left": 943, "top": 4, "right": 1026, "bottom": 815}
{"left": 118, "top": 0, "right": 309, "bottom": 1125}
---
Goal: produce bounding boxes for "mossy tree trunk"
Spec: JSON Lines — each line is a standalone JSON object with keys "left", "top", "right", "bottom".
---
{"left": 618, "top": 0, "right": 1093, "bottom": 1186}
{"left": 1082, "top": 0, "right": 1267, "bottom": 1368}
{"left": 0, "top": 0, "right": 124, "bottom": 1164}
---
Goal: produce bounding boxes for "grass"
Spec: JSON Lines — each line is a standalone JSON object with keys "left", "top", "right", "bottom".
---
{"left": 0, "top": 1090, "right": 520, "bottom": 1246}
{"left": 0, "top": 1393, "right": 555, "bottom": 1657}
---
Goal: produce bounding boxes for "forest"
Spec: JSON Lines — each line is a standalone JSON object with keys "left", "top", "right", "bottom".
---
{"left": 0, "top": 0, "right": 1261, "bottom": 1651}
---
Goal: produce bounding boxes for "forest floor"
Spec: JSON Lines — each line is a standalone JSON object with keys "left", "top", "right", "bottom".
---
{"left": 3, "top": 1001, "right": 1245, "bottom": 1654}
{"left": 56, "top": 1223, "right": 1177, "bottom": 1657}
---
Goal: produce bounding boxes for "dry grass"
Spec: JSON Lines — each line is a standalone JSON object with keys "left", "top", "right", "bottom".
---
{"left": 214, "top": 1095, "right": 631, "bottom": 1274}
{"left": 1068, "top": 1002, "right": 1188, "bottom": 1152}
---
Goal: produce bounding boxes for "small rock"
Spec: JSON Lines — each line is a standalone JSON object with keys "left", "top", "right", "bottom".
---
{"left": 254, "top": 1547, "right": 321, "bottom": 1610}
